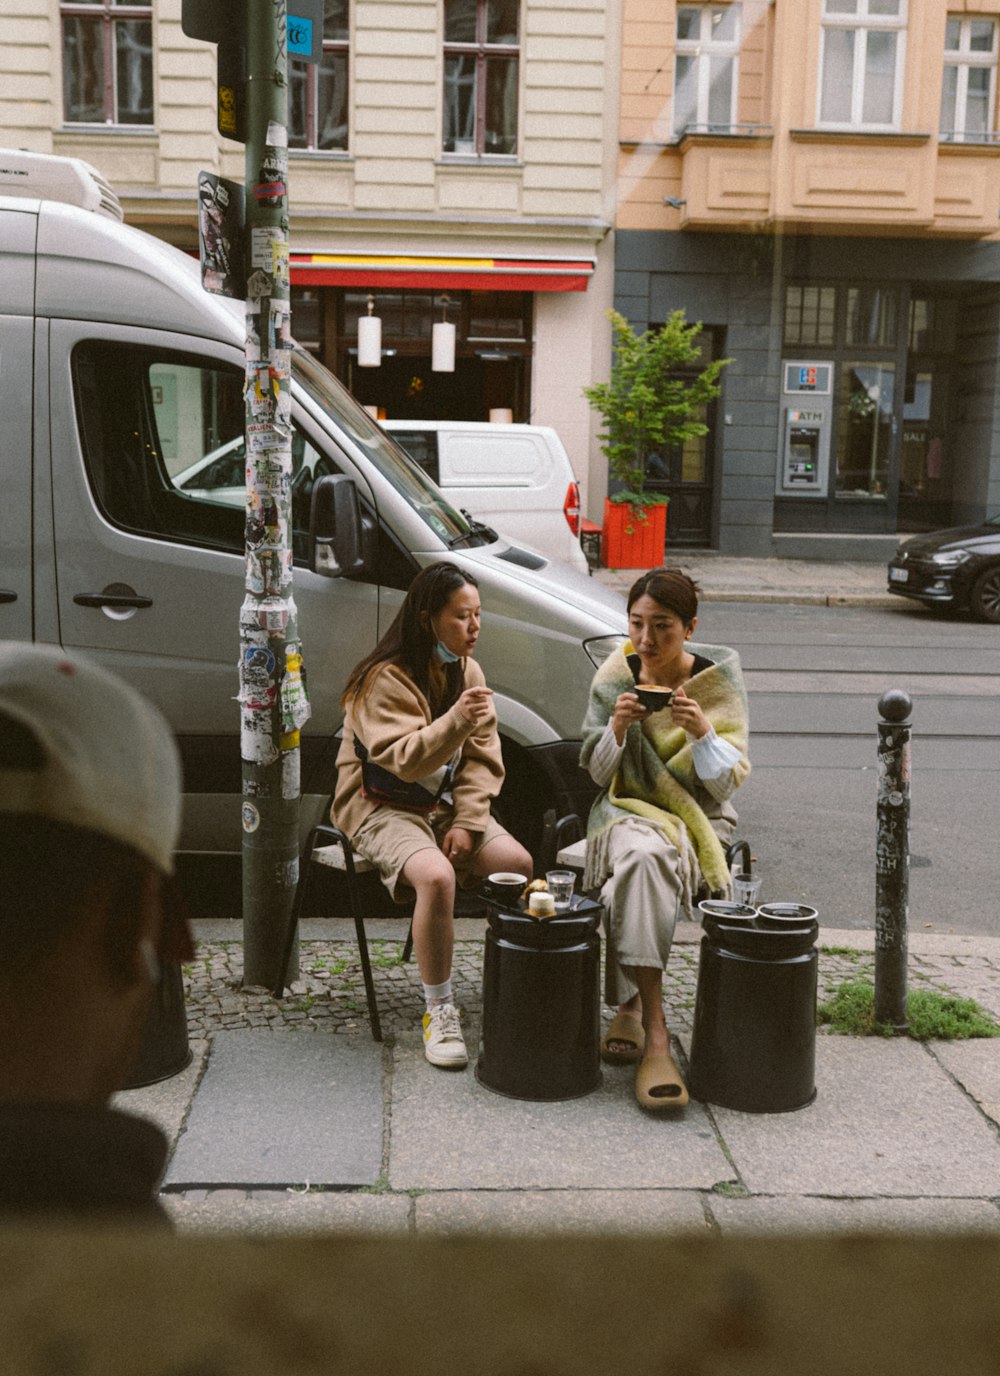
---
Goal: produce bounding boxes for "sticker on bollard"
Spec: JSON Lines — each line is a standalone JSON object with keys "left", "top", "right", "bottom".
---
{"left": 688, "top": 901, "right": 819, "bottom": 1114}
{"left": 476, "top": 897, "right": 603, "bottom": 1102}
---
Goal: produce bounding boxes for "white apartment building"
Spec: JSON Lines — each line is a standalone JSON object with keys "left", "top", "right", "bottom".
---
{"left": 1, "top": 0, "right": 620, "bottom": 512}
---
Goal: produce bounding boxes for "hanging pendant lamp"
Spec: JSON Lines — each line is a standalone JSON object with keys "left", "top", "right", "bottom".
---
{"left": 358, "top": 293, "right": 382, "bottom": 367}
{"left": 432, "top": 294, "right": 456, "bottom": 372}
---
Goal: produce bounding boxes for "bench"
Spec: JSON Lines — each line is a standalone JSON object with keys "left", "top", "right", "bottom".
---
{"left": 555, "top": 835, "right": 587, "bottom": 872}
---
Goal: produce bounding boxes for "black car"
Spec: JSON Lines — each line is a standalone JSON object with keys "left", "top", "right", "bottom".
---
{"left": 887, "top": 515, "right": 1000, "bottom": 622}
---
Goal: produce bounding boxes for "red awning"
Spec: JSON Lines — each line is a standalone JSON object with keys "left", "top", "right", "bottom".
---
{"left": 290, "top": 252, "right": 594, "bottom": 292}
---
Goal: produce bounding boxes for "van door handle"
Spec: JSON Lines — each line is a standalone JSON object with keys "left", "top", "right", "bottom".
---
{"left": 73, "top": 592, "right": 154, "bottom": 610}
{"left": 0, "top": 590, "right": 17, "bottom": 604}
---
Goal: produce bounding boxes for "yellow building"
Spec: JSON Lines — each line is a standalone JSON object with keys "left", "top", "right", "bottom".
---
{"left": 0, "top": 0, "right": 619, "bottom": 507}
{"left": 616, "top": 0, "right": 1000, "bottom": 554}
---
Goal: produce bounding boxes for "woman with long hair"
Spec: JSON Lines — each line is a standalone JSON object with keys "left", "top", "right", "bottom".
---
{"left": 334, "top": 561, "right": 532, "bottom": 1068}
{"left": 581, "top": 567, "right": 750, "bottom": 1110}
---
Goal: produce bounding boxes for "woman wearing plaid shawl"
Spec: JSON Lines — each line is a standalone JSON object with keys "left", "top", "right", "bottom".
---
{"left": 580, "top": 568, "right": 750, "bottom": 1110}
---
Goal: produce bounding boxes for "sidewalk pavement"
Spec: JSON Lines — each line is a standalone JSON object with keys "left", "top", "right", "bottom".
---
{"left": 591, "top": 553, "right": 899, "bottom": 607}
{"left": 114, "top": 555, "right": 993, "bottom": 1237}
{"left": 116, "top": 917, "right": 1000, "bottom": 1238}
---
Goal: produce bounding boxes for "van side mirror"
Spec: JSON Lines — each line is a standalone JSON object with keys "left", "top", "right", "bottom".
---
{"left": 308, "top": 474, "right": 365, "bottom": 577}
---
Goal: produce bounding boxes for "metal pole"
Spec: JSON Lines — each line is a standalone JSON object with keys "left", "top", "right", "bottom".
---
{"left": 874, "top": 689, "right": 911, "bottom": 1032}
{"left": 239, "top": 0, "right": 310, "bottom": 988}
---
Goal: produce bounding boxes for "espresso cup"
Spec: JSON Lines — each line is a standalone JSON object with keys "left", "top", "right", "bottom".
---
{"left": 634, "top": 685, "right": 675, "bottom": 712}
{"left": 485, "top": 871, "right": 527, "bottom": 903}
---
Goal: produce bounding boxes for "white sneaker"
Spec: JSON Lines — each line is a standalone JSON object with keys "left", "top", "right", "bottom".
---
{"left": 422, "top": 1001, "right": 468, "bottom": 1069}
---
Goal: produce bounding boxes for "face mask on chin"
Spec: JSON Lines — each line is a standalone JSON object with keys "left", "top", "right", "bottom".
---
{"left": 435, "top": 640, "right": 461, "bottom": 664}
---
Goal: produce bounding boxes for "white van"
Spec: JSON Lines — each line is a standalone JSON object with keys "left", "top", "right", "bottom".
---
{"left": 0, "top": 150, "right": 624, "bottom": 902}
{"left": 381, "top": 420, "right": 588, "bottom": 574}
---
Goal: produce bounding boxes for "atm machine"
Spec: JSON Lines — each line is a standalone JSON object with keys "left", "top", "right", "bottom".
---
{"left": 776, "top": 361, "right": 834, "bottom": 497}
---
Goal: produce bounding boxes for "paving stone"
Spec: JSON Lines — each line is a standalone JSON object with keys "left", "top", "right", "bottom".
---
{"left": 165, "top": 1032, "right": 383, "bottom": 1189}
{"left": 708, "top": 1194, "right": 1000, "bottom": 1234}
{"left": 414, "top": 1189, "right": 711, "bottom": 1235}
{"left": 929, "top": 1039, "right": 1000, "bottom": 1128}
{"left": 703, "top": 1038, "right": 1000, "bottom": 1198}
{"left": 389, "top": 1025, "right": 730, "bottom": 1192}
{"left": 163, "top": 1189, "right": 410, "bottom": 1235}
{"left": 112, "top": 1040, "right": 209, "bottom": 1152}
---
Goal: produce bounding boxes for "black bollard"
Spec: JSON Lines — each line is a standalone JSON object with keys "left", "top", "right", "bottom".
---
{"left": 875, "top": 689, "right": 911, "bottom": 1033}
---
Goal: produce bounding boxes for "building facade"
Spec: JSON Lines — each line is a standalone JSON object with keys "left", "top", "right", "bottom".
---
{"left": 618, "top": 0, "right": 1000, "bottom": 556}
{"left": 8, "top": 0, "right": 999, "bottom": 555}
{"left": 1, "top": 0, "right": 619, "bottom": 513}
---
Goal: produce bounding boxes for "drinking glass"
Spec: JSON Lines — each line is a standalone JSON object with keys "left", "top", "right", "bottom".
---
{"left": 545, "top": 870, "right": 576, "bottom": 910}
{"left": 733, "top": 873, "right": 762, "bottom": 908}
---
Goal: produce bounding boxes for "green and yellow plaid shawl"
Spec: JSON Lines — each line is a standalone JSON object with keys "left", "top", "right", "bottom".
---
{"left": 580, "top": 641, "right": 750, "bottom": 905}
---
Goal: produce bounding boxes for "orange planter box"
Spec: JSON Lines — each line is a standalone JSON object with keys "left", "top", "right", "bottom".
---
{"left": 601, "top": 497, "right": 667, "bottom": 569}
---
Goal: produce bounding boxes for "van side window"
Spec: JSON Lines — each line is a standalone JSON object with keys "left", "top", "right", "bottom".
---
{"left": 73, "top": 343, "right": 336, "bottom": 558}
{"left": 389, "top": 431, "right": 440, "bottom": 484}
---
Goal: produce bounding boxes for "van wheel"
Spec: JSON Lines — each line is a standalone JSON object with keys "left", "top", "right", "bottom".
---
{"left": 970, "top": 566, "right": 1000, "bottom": 623}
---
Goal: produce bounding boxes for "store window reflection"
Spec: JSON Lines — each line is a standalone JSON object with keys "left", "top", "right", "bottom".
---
{"left": 836, "top": 362, "right": 894, "bottom": 498}
{"left": 900, "top": 372, "right": 944, "bottom": 501}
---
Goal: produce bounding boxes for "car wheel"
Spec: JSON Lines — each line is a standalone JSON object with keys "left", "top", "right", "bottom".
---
{"left": 970, "top": 566, "right": 1000, "bottom": 623}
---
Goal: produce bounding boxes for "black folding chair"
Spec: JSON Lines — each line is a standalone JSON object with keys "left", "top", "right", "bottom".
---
{"left": 274, "top": 823, "right": 416, "bottom": 1042}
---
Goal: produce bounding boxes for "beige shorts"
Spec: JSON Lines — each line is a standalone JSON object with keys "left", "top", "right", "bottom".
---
{"left": 352, "top": 807, "right": 510, "bottom": 903}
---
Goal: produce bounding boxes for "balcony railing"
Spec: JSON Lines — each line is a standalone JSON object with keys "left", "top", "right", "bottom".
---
{"left": 939, "top": 129, "right": 1000, "bottom": 146}
{"left": 676, "top": 122, "right": 773, "bottom": 140}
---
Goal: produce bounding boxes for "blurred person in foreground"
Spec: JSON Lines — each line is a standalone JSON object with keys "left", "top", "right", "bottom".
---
{"left": 0, "top": 642, "right": 194, "bottom": 1223}
{"left": 580, "top": 568, "right": 750, "bottom": 1111}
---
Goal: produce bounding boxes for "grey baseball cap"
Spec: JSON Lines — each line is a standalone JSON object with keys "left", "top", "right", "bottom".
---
{"left": 0, "top": 642, "right": 182, "bottom": 874}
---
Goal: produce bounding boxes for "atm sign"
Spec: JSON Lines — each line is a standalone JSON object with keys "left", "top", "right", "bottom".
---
{"left": 784, "top": 361, "right": 831, "bottom": 394}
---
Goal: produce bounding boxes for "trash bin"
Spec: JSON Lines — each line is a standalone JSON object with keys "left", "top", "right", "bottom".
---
{"left": 476, "top": 896, "right": 602, "bottom": 1101}
{"left": 121, "top": 959, "right": 192, "bottom": 1091}
{"left": 688, "top": 900, "right": 819, "bottom": 1113}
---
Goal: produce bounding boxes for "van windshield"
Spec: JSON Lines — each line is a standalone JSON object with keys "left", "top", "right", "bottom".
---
{"left": 292, "top": 346, "right": 491, "bottom": 547}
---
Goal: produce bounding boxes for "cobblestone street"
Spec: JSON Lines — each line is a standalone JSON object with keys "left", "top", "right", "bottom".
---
{"left": 182, "top": 933, "right": 1000, "bottom": 1040}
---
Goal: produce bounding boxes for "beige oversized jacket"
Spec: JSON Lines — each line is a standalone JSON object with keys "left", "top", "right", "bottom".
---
{"left": 332, "top": 658, "right": 505, "bottom": 840}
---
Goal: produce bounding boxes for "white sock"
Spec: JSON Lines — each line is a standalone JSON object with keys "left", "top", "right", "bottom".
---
{"left": 423, "top": 979, "right": 453, "bottom": 1009}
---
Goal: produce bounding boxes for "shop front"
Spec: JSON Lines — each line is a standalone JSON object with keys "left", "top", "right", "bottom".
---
{"left": 616, "top": 228, "right": 1000, "bottom": 556}
{"left": 775, "top": 283, "right": 960, "bottom": 536}
{"left": 288, "top": 252, "right": 595, "bottom": 425}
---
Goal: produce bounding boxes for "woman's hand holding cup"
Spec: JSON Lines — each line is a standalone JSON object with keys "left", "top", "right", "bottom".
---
{"left": 612, "top": 690, "right": 648, "bottom": 744}
{"left": 457, "top": 684, "right": 493, "bottom": 725}
{"left": 669, "top": 686, "right": 711, "bottom": 739}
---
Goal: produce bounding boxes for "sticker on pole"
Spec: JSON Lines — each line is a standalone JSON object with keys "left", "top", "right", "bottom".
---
{"left": 197, "top": 172, "right": 245, "bottom": 299}
{"left": 288, "top": 0, "right": 324, "bottom": 62}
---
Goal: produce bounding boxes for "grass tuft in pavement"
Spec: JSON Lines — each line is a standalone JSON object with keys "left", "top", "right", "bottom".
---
{"left": 818, "top": 978, "right": 999, "bottom": 1039}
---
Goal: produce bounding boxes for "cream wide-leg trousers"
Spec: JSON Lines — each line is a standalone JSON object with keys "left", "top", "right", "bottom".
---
{"left": 599, "top": 816, "right": 687, "bottom": 1007}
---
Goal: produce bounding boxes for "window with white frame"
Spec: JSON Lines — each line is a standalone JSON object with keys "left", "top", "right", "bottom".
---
{"left": 61, "top": 0, "right": 153, "bottom": 125}
{"left": 818, "top": 0, "right": 907, "bottom": 130}
{"left": 940, "top": 15, "right": 997, "bottom": 143}
{"left": 443, "top": 0, "right": 519, "bottom": 156}
{"left": 673, "top": 5, "right": 742, "bottom": 137}
{"left": 289, "top": 0, "right": 349, "bottom": 151}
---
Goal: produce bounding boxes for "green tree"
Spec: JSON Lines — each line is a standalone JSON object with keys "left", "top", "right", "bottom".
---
{"left": 584, "top": 310, "right": 730, "bottom": 513}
